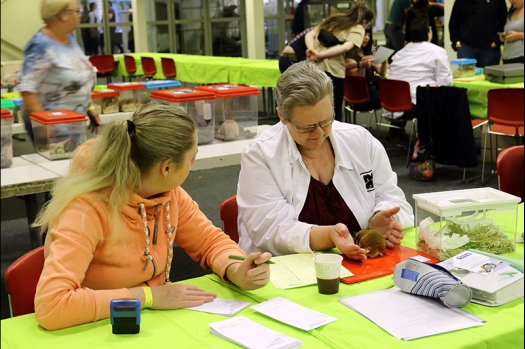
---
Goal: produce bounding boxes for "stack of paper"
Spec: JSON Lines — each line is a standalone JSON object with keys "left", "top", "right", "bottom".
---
{"left": 438, "top": 250, "right": 524, "bottom": 306}
{"left": 251, "top": 297, "right": 337, "bottom": 331}
{"left": 339, "top": 288, "right": 485, "bottom": 340}
{"left": 209, "top": 316, "right": 303, "bottom": 349}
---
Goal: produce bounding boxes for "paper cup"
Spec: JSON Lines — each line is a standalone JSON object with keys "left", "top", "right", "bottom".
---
{"left": 313, "top": 254, "right": 343, "bottom": 295}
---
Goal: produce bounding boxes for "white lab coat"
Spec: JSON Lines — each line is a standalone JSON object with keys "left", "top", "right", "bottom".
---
{"left": 237, "top": 121, "right": 414, "bottom": 255}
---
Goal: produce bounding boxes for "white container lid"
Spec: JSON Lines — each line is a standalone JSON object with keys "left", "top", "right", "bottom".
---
{"left": 413, "top": 188, "right": 520, "bottom": 216}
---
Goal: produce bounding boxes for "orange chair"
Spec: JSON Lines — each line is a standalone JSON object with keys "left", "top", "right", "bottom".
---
{"left": 343, "top": 75, "right": 379, "bottom": 126}
{"left": 4, "top": 246, "right": 45, "bottom": 317}
{"left": 161, "top": 57, "right": 177, "bottom": 79}
{"left": 88, "top": 54, "right": 115, "bottom": 83}
{"left": 482, "top": 88, "right": 525, "bottom": 183}
{"left": 377, "top": 78, "right": 416, "bottom": 164}
{"left": 220, "top": 195, "right": 239, "bottom": 243}
{"left": 140, "top": 56, "right": 157, "bottom": 79}
{"left": 497, "top": 145, "right": 524, "bottom": 202}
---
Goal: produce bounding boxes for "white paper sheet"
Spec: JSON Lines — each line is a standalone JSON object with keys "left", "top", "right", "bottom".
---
{"left": 373, "top": 46, "right": 395, "bottom": 65}
{"left": 209, "top": 316, "right": 304, "bottom": 349}
{"left": 339, "top": 288, "right": 485, "bottom": 340}
{"left": 251, "top": 296, "right": 337, "bottom": 331}
{"left": 269, "top": 253, "right": 353, "bottom": 289}
{"left": 185, "top": 298, "right": 251, "bottom": 316}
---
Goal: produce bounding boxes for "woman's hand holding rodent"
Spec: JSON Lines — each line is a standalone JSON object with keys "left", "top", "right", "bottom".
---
{"left": 330, "top": 223, "right": 367, "bottom": 261}
{"left": 225, "top": 252, "right": 272, "bottom": 290}
{"left": 368, "top": 206, "right": 404, "bottom": 249}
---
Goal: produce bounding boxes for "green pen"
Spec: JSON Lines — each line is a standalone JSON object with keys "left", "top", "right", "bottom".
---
{"left": 228, "top": 255, "right": 275, "bottom": 264}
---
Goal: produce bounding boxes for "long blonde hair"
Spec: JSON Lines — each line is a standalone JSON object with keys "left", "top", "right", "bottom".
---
{"left": 319, "top": 2, "right": 375, "bottom": 34}
{"left": 33, "top": 103, "right": 196, "bottom": 241}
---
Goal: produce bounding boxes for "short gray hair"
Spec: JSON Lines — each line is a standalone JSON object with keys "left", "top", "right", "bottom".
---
{"left": 41, "top": 0, "right": 77, "bottom": 23}
{"left": 274, "top": 61, "right": 333, "bottom": 120}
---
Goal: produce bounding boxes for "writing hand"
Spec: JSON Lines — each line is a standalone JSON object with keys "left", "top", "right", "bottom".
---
{"left": 226, "top": 252, "right": 272, "bottom": 290}
{"left": 369, "top": 207, "right": 404, "bottom": 249}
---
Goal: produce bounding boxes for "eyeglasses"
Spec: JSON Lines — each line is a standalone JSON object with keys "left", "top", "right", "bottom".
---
{"left": 288, "top": 115, "right": 335, "bottom": 134}
{"left": 66, "top": 8, "right": 81, "bottom": 14}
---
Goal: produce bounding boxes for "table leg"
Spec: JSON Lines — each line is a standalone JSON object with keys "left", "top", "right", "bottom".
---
{"left": 23, "top": 194, "right": 43, "bottom": 249}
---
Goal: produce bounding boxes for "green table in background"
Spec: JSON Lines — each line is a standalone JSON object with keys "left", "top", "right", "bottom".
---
{"left": 453, "top": 77, "right": 524, "bottom": 119}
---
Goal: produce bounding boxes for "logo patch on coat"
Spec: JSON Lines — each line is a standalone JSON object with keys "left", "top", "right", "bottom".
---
{"left": 360, "top": 170, "right": 374, "bottom": 192}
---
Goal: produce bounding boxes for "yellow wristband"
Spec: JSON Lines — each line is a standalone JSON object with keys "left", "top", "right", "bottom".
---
{"left": 142, "top": 286, "right": 153, "bottom": 309}
{"left": 87, "top": 105, "right": 96, "bottom": 111}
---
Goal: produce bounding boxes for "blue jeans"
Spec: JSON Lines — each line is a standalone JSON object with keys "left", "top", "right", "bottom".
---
{"left": 384, "top": 25, "right": 405, "bottom": 53}
{"left": 457, "top": 44, "right": 501, "bottom": 68}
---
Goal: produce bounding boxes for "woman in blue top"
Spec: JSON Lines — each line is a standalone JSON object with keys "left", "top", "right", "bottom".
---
{"left": 18, "top": 0, "right": 101, "bottom": 143}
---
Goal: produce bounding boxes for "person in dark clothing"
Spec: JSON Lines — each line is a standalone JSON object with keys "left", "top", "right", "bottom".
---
{"left": 449, "top": 0, "right": 508, "bottom": 67}
{"left": 278, "top": 26, "right": 315, "bottom": 73}
{"left": 405, "top": 0, "right": 444, "bottom": 46}
{"left": 291, "top": 0, "right": 310, "bottom": 36}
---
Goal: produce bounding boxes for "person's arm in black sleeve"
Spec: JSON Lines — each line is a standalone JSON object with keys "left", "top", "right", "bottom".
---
{"left": 448, "top": 1, "right": 462, "bottom": 51}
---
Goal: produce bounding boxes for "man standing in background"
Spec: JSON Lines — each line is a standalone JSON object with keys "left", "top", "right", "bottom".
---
{"left": 384, "top": 0, "right": 413, "bottom": 58}
{"left": 449, "top": 0, "right": 508, "bottom": 67}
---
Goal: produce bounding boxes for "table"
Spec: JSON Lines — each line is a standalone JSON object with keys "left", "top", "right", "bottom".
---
{"left": 1, "top": 204, "right": 523, "bottom": 349}
{"left": 453, "top": 77, "right": 524, "bottom": 119}
{"left": 0, "top": 157, "right": 67, "bottom": 248}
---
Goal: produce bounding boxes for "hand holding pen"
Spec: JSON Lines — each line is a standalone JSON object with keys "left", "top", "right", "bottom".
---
{"left": 225, "top": 252, "right": 273, "bottom": 290}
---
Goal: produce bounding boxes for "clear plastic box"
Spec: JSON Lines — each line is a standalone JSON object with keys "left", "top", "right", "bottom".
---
{"left": 107, "top": 82, "right": 146, "bottom": 112}
{"left": 1, "top": 99, "right": 17, "bottom": 123}
{"left": 141, "top": 80, "right": 181, "bottom": 104}
{"left": 451, "top": 59, "right": 477, "bottom": 79}
{"left": 413, "top": 188, "right": 520, "bottom": 261}
{"left": 91, "top": 89, "right": 120, "bottom": 114}
{"left": 1, "top": 108, "right": 13, "bottom": 168}
{"left": 195, "top": 84, "right": 260, "bottom": 141}
{"left": 150, "top": 88, "right": 216, "bottom": 145}
{"left": 30, "top": 110, "right": 87, "bottom": 160}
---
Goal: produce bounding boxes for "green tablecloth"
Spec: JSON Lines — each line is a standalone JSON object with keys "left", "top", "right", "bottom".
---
{"left": 2, "top": 204, "right": 523, "bottom": 349}
{"left": 453, "top": 78, "right": 524, "bottom": 119}
{"left": 114, "top": 53, "right": 280, "bottom": 87}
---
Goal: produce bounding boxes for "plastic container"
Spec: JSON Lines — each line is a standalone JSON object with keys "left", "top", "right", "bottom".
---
{"left": 1, "top": 108, "right": 13, "bottom": 168}
{"left": 413, "top": 188, "right": 520, "bottom": 261}
{"left": 484, "top": 63, "right": 524, "bottom": 84}
{"left": 93, "top": 85, "right": 108, "bottom": 91}
{"left": 141, "top": 80, "right": 182, "bottom": 103}
{"left": 195, "top": 84, "right": 260, "bottom": 141}
{"left": 30, "top": 110, "right": 87, "bottom": 160}
{"left": 1, "top": 99, "right": 17, "bottom": 123}
{"left": 150, "top": 88, "right": 216, "bottom": 145}
{"left": 450, "top": 59, "right": 477, "bottom": 79}
{"left": 107, "top": 82, "right": 146, "bottom": 112}
{"left": 91, "top": 89, "right": 120, "bottom": 115}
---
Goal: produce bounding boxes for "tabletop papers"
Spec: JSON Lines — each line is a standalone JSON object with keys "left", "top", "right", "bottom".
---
{"left": 251, "top": 296, "right": 337, "bottom": 331}
{"left": 339, "top": 287, "right": 485, "bottom": 340}
{"left": 269, "top": 253, "right": 353, "bottom": 289}
{"left": 185, "top": 298, "right": 251, "bottom": 316}
{"left": 209, "top": 316, "right": 303, "bottom": 349}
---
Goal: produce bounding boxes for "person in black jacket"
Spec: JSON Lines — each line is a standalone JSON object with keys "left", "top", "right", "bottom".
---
{"left": 292, "top": 0, "right": 310, "bottom": 36}
{"left": 405, "top": 0, "right": 444, "bottom": 46}
{"left": 449, "top": 0, "right": 508, "bottom": 67}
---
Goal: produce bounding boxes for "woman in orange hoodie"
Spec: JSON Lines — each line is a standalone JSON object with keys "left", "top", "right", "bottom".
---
{"left": 32, "top": 103, "right": 272, "bottom": 330}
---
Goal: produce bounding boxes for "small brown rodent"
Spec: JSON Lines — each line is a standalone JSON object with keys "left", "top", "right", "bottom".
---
{"left": 354, "top": 229, "right": 386, "bottom": 258}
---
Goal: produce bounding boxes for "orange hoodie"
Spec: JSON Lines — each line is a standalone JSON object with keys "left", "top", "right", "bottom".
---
{"left": 34, "top": 187, "right": 244, "bottom": 330}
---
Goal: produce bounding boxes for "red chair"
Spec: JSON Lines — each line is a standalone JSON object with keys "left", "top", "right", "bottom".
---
{"left": 88, "top": 54, "right": 115, "bottom": 83}
{"left": 220, "top": 195, "right": 239, "bottom": 243}
{"left": 497, "top": 145, "right": 524, "bottom": 202}
{"left": 161, "top": 57, "right": 177, "bottom": 79}
{"left": 4, "top": 246, "right": 45, "bottom": 317}
{"left": 123, "top": 55, "right": 140, "bottom": 81}
{"left": 377, "top": 78, "right": 416, "bottom": 164}
{"left": 343, "top": 74, "right": 379, "bottom": 126}
{"left": 482, "top": 88, "right": 524, "bottom": 183}
{"left": 140, "top": 56, "right": 157, "bottom": 79}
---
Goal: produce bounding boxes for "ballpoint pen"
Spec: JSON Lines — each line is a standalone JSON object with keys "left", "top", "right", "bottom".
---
{"left": 228, "top": 255, "right": 275, "bottom": 264}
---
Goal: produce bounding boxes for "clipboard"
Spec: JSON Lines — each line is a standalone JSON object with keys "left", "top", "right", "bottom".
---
{"left": 341, "top": 245, "right": 439, "bottom": 284}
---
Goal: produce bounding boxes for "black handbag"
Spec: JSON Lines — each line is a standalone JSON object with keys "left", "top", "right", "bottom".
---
{"left": 317, "top": 29, "right": 344, "bottom": 47}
